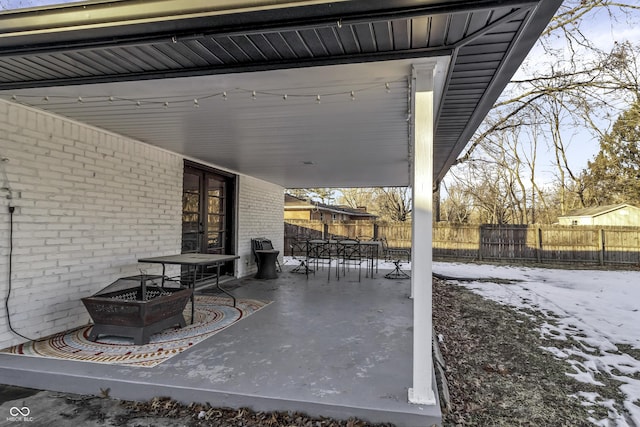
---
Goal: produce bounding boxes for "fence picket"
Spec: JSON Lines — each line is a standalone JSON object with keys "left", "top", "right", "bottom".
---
{"left": 284, "top": 220, "right": 640, "bottom": 266}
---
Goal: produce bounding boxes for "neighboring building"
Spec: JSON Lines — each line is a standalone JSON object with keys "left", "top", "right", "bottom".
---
{"left": 284, "top": 194, "right": 376, "bottom": 222}
{"left": 558, "top": 204, "right": 640, "bottom": 226}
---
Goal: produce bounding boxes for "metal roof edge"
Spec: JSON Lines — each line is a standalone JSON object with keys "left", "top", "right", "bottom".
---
{"left": 435, "top": 0, "right": 564, "bottom": 183}
{"left": 0, "top": 0, "right": 540, "bottom": 51}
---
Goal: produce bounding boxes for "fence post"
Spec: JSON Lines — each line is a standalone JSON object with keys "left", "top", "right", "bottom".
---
{"left": 478, "top": 225, "right": 483, "bottom": 261}
{"left": 536, "top": 227, "right": 542, "bottom": 263}
{"left": 598, "top": 229, "right": 605, "bottom": 266}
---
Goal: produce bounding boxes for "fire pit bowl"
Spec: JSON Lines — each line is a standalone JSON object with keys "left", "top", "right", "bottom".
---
{"left": 81, "top": 275, "right": 192, "bottom": 345}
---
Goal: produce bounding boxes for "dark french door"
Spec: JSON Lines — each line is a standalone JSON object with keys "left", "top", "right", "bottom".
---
{"left": 182, "top": 162, "right": 236, "bottom": 277}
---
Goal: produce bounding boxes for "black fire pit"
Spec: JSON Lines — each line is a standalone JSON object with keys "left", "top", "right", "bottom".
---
{"left": 81, "top": 275, "right": 192, "bottom": 345}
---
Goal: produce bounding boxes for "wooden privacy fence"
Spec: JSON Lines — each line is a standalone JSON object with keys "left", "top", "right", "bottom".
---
{"left": 432, "top": 224, "right": 640, "bottom": 265}
{"left": 284, "top": 220, "right": 640, "bottom": 266}
{"left": 284, "top": 220, "right": 410, "bottom": 255}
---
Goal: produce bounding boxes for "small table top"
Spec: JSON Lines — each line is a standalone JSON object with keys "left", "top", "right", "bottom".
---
{"left": 356, "top": 240, "right": 381, "bottom": 247}
{"left": 138, "top": 253, "right": 240, "bottom": 266}
{"left": 307, "top": 239, "right": 380, "bottom": 246}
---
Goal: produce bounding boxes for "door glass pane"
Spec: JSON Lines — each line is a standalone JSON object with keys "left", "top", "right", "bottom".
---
{"left": 208, "top": 214, "right": 222, "bottom": 228}
{"left": 208, "top": 177, "right": 224, "bottom": 197}
{"left": 182, "top": 171, "right": 201, "bottom": 253}
{"left": 208, "top": 198, "right": 221, "bottom": 213}
{"left": 206, "top": 178, "right": 225, "bottom": 254}
{"left": 207, "top": 231, "right": 225, "bottom": 252}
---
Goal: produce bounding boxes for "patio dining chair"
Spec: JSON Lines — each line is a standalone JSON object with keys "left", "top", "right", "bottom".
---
{"left": 306, "top": 239, "right": 338, "bottom": 281}
{"left": 338, "top": 239, "right": 364, "bottom": 282}
{"left": 380, "top": 237, "right": 411, "bottom": 263}
{"left": 290, "top": 237, "right": 313, "bottom": 274}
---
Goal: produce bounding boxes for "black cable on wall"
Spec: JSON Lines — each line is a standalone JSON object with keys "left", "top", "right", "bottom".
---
{"left": 3, "top": 156, "right": 37, "bottom": 343}
{"left": 4, "top": 205, "right": 35, "bottom": 342}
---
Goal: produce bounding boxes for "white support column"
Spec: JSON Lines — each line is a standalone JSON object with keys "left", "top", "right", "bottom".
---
{"left": 408, "top": 64, "right": 436, "bottom": 405}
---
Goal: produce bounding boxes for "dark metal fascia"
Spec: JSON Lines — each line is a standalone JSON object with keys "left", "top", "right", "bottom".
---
{"left": 451, "top": 7, "right": 530, "bottom": 49}
{"left": 434, "top": 0, "right": 564, "bottom": 183}
{"left": 0, "top": 0, "right": 540, "bottom": 56}
{"left": 432, "top": 5, "right": 530, "bottom": 172}
{"left": 0, "top": 46, "right": 455, "bottom": 90}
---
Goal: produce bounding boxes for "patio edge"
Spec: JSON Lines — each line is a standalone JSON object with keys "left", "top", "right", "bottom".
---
{"left": 0, "top": 354, "right": 442, "bottom": 427}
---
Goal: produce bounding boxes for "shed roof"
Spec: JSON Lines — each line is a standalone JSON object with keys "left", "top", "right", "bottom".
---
{"left": 561, "top": 204, "right": 639, "bottom": 218}
{"left": 0, "top": 0, "right": 562, "bottom": 188}
{"left": 285, "top": 194, "right": 376, "bottom": 218}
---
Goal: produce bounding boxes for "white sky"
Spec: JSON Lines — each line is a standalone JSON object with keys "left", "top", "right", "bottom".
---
{"left": 433, "top": 261, "right": 640, "bottom": 427}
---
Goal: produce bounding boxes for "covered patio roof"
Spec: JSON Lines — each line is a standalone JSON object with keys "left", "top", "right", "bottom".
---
{"left": 0, "top": 0, "right": 561, "bottom": 188}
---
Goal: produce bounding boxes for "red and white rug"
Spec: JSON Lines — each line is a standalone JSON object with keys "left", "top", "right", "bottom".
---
{"left": 0, "top": 296, "right": 270, "bottom": 367}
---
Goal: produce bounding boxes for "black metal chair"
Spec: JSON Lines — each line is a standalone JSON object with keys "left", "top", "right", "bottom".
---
{"left": 307, "top": 239, "right": 339, "bottom": 281}
{"left": 290, "top": 237, "right": 313, "bottom": 274}
{"left": 380, "top": 236, "right": 411, "bottom": 263}
{"left": 338, "top": 239, "right": 364, "bottom": 282}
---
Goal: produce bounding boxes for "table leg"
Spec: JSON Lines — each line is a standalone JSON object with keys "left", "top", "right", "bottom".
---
{"left": 372, "top": 245, "right": 380, "bottom": 273}
{"left": 306, "top": 242, "right": 310, "bottom": 279}
{"left": 371, "top": 246, "right": 375, "bottom": 276}
{"left": 215, "top": 263, "right": 236, "bottom": 307}
{"left": 190, "top": 264, "right": 196, "bottom": 324}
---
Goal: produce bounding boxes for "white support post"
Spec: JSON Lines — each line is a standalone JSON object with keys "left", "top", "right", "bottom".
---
{"left": 408, "top": 64, "right": 436, "bottom": 405}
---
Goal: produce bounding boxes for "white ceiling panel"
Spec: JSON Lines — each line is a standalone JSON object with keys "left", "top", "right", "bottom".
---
{"left": 2, "top": 60, "right": 424, "bottom": 187}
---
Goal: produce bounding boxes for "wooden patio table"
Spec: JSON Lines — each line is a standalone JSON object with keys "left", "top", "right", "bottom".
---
{"left": 138, "top": 253, "right": 240, "bottom": 323}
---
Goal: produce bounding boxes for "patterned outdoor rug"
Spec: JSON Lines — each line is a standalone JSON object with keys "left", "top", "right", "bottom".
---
{"left": 0, "top": 296, "right": 270, "bottom": 368}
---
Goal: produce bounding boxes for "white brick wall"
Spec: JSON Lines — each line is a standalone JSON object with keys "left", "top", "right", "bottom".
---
{"left": 236, "top": 175, "right": 284, "bottom": 278}
{"left": 0, "top": 99, "right": 183, "bottom": 348}
{"left": 0, "top": 98, "right": 285, "bottom": 349}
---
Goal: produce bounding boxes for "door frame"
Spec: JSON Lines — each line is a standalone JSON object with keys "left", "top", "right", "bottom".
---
{"left": 182, "top": 160, "right": 237, "bottom": 276}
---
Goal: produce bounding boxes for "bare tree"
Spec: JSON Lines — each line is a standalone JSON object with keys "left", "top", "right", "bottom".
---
{"left": 446, "top": 1, "right": 640, "bottom": 224}
{"left": 374, "top": 187, "right": 412, "bottom": 222}
{"left": 285, "top": 188, "right": 311, "bottom": 200}
{"left": 338, "top": 188, "right": 377, "bottom": 212}
{"left": 306, "top": 188, "right": 336, "bottom": 204}
{"left": 446, "top": 161, "right": 513, "bottom": 224}
{"left": 440, "top": 181, "right": 471, "bottom": 223}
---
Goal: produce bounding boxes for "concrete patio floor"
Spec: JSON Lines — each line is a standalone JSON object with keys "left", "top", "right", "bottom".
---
{"left": 0, "top": 262, "right": 441, "bottom": 426}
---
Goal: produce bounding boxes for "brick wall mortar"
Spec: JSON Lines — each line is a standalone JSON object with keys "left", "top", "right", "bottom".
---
{"left": 236, "top": 176, "right": 284, "bottom": 278}
{"left": 0, "top": 99, "right": 183, "bottom": 348}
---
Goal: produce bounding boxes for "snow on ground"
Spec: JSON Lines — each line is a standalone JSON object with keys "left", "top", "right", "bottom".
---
{"left": 432, "top": 261, "right": 640, "bottom": 427}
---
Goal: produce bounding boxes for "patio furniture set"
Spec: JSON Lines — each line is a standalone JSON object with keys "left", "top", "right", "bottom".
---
{"left": 304, "top": 239, "right": 381, "bottom": 281}
{"left": 285, "top": 238, "right": 382, "bottom": 281}
{"left": 288, "top": 236, "right": 412, "bottom": 281}
{"left": 81, "top": 237, "right": 409, "bottom": 346}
